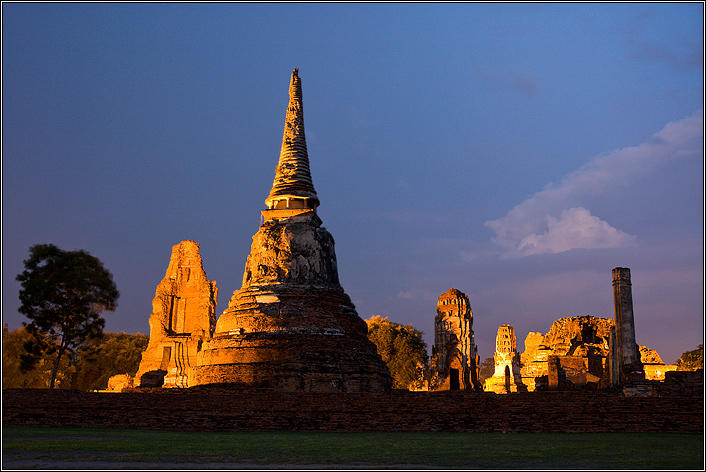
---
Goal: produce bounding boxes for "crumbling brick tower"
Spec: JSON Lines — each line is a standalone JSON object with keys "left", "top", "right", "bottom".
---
{"left": 134, "top": 240, "right": 217, "bottom": 388}
{"left": 430, "top": 288, "right": 482, "bottom": 390}
{"left": 191, "top": 69, "right": 391, "bottom": 392}
{"left": 612, "top": 267, "right": 644, "bottom": 384}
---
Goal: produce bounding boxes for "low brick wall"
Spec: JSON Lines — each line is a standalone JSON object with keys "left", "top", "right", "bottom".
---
{"left": 3, "top": 388, "right": 702, "bottom": 433}
{"left": 655, "top": 370, "right": 704, "bottom": 397}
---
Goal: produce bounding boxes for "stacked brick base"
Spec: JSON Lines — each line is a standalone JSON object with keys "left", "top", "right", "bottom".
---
{"left": 3, "top": 388, "right": 702, "bottom": 433}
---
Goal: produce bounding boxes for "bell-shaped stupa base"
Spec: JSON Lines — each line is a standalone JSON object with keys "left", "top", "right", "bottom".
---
{"left": 192, "top": 212, "right": 391, "bottom": 392}
{"left": 192, "top": 285, "right": 391, "bottom": 392}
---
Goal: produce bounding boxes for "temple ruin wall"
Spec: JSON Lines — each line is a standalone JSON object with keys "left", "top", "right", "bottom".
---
{"left": 3, "top": 374, "right": 702, "bottom": 433}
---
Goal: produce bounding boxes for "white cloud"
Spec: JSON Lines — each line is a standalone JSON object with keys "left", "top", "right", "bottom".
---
{"left": 486, "top": 110, "right": 703, "bottom": 258}
{"left": 512, "top": 207, "right": 636, "bottom": 258}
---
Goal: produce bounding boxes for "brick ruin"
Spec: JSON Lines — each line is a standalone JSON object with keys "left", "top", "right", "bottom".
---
{"left": 458, "top": 267, "right": 672, "bottom": 395}
{"left": 124, "top": 69, "right": 390, "bottom": 392}
{"left": 518, "top": 316, "right": 678, "bottom": 393}
{"left": 519, "top": 315, "right": 615, "bottom": 391}
{"left": 429, "top": 289, "right": 482, "bottom": 390}
{"left": 132, "top": 241, "right": 217, "bottom": 388}
{"left": 514, "top": 271, "right": 676, "bottom": 394}
{"left": 113, "top": 215, "right": 678, "bottom": 397}
{"left": 484, "top": 324, "right": 527, "bottom": 393}
{"left": 109, "top": 239, "right": 214, "bottom": 390}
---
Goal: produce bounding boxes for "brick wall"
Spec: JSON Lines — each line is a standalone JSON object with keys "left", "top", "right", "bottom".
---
{"left": 655, "top": 370, "right": 703, "bottom": 397}
{"left": 3, "top": 387, "right": 702, "bottom": 433}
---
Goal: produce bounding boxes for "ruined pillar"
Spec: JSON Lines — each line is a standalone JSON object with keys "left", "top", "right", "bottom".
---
{"left": 612, "top": 267, "right": 643, "bottom": 384}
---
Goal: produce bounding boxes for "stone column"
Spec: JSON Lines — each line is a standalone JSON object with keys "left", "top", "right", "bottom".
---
{"left": 612, "top": 267, "right": 643, "bottom": 384}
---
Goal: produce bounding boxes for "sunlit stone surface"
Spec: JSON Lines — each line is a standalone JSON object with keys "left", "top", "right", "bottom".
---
{"left": 519, "top": 315, "right": 614, "bottom": 391}
{"left": 484, "top": 324, "right": 527, "bottom": 393}
{"left": 640, "top": 345, "right": 677, "bottom": 381}
{"left": 264, "top": 68, "right": 319, "bottom": 211}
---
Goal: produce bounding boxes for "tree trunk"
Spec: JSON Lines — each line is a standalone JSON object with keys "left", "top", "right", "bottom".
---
{"left": 49, "top": 343, "right": 66, "bottom": 389}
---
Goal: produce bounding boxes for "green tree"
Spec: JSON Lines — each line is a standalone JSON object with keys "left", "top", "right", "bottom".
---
{"left": 676, "top": 344, "right": 703, "bottom": 371}
{"left": 16, "top": 243, "right": 119, "bottom": 388}
{"left": 70, "top": 332, "right": 148, "bottom": 391}
{"left": 366, "top": 315, "right": 429, "bottom": 390}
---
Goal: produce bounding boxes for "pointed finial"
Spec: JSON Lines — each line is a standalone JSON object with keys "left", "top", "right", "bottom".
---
{"left": 264, "top": 69, "right": 319, "bottom": 211}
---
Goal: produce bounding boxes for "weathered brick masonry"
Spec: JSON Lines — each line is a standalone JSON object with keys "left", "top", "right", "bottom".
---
{"left": 3, "top": 387, "right": 702, "bottom": 433}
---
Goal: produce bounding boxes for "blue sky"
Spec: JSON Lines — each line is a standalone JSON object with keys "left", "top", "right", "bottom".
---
{"left": 3, "top": 3, "right": 703, "bottom": 363}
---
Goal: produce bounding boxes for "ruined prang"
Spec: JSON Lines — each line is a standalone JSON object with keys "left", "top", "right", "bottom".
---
{"left": 612, "top": 267, "right": 644, "bottom": 384}
{"left": 134, "top": 240, "right": 217, "bottom": 388}
{"left": 484, "top": 324, "right": 526, "bottom": 393}
{"left": 429, "top": 288, "right": 482, "bottom": 390}
{"left": 191, "top": 69, "right": 391, "bottom": 392}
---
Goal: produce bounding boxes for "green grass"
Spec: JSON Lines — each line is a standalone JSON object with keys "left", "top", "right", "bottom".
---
{"left": 3, "top": 427, "right": 704, "bottom": 469}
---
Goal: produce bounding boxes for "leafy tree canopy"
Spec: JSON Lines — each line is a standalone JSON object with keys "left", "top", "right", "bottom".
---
{"left": 366, "top": 315, "right": 429, "bottom": 390}
{"left": 16, "top": 243, "right": 119, "bottom": 388}
{"left": 676, "top": 344, "right": 703, "bottom": 371}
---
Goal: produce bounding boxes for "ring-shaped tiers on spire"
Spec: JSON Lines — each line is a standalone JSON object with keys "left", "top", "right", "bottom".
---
{"left": 264, "top": 68, "right": 319, "bottom": 212}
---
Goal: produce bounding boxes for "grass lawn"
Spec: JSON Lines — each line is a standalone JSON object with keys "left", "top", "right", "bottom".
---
{"left": 2, "top": 426, "right": 704, "bottom": 469}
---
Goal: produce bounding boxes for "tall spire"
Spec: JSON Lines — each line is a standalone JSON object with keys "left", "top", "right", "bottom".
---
{"left": 265, "top": 68, "right": 319, "bottom": 211}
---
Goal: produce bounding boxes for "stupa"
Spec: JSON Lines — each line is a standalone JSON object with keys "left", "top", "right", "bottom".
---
{"left": 192, "top": 69, "right": 391, "bottom": 392}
